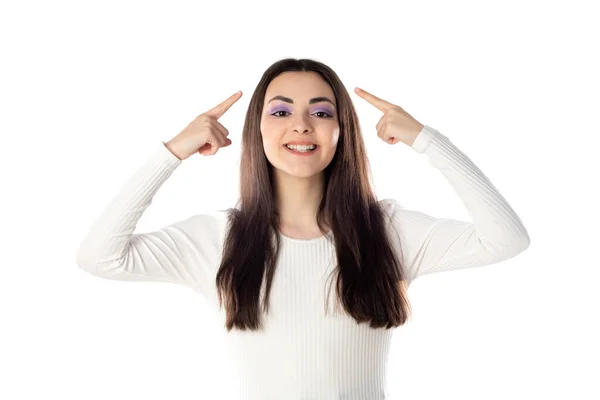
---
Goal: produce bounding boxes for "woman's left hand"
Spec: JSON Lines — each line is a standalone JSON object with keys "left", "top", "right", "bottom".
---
{"left": 354, "top": 87, "right": 424, "bottom": 147}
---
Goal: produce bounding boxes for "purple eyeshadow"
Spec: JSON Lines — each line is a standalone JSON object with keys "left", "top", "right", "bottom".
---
{"left": 268, "top": 105, "right": 334, "bottom": 116}
{"left": 313, "top": 108, "right": 333, "bottom": 115}
{"left": 269, "top": 106, "right": 291, "bottom": 114}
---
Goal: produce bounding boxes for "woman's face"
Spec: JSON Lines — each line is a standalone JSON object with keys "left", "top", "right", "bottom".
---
{"left": 260, "top": 71, "right": 340, "bottom": 179}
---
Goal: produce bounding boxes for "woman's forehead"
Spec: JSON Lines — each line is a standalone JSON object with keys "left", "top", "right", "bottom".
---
{"left": 265, "top": 72, "right": 334, "bottom": 98}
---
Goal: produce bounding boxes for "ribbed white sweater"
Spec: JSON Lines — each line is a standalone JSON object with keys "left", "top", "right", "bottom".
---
{"left": 76, "top": 124, "right": 530, "bottom": 399}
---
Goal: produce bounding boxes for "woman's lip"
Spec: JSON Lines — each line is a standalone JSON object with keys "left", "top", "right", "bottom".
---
{"left": 283, "top": 144, "right": 319, "bottom": 156}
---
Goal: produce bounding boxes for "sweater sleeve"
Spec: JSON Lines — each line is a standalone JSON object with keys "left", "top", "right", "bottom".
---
{"left": 383, "top": 125, "right": 530, "bottom": 283}
{"left": 75, "top": 142, "right": 225, "bottom": 299}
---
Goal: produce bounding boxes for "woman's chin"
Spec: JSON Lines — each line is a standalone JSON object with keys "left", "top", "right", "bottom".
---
{"left": 277, "top": 167, "right": 324, "bottom": 180}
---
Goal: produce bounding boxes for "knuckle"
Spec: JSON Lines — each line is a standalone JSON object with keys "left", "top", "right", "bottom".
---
{"left": 212, "top": 133, "right": 224, "bottom": 146}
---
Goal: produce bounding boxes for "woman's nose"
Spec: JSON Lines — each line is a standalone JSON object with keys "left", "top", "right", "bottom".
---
{"left": 291, "top": 112, "right": 313, "bottom": 133}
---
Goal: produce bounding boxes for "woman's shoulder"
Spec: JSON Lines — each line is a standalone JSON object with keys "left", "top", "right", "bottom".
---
{"left": 170, "top": 207, "right": 234, "bottom": 241}
{"left": 377, "top": 198, "right": 405, "bottom": 217}
{"left": 377, "top": 198, "right": 439, "bottom": 234}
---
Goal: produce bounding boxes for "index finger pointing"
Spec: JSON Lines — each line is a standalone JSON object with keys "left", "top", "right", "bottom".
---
{"left": 354, "top": 87, "right": 393, "bottom": 112}
{"left": 205, "top": 90, "right": 243, "bottom": 119}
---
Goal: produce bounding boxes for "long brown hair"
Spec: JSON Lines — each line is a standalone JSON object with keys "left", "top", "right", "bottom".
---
{"left": 216, "top": 58, "right": 411, "bottom": 331}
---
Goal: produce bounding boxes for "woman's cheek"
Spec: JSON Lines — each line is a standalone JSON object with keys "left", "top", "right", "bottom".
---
{"left": 328, "top": 128, "right": 340, "bottom": 146}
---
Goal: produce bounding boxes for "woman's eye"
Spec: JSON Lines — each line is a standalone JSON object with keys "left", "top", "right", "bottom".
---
{"left": 271, "top": 110, "right": 332, "bottom": 118}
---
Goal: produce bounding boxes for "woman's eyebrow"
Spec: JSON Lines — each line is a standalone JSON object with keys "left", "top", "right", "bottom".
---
{"left": 267, "top": 95, "right": 335, "bottom": 106}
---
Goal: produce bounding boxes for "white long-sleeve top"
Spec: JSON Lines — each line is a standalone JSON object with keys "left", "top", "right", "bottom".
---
{"left": 76, "top": 124, "right": 530, "bottom": 399}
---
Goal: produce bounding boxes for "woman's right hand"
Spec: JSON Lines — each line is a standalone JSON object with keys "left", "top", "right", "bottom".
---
{"left": 165, "top": 90, "right": 243, "bottom": 160}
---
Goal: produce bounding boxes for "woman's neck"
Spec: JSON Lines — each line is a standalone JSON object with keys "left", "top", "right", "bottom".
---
{"left": 274, "top": 170, "right": 325, "bottom": 231}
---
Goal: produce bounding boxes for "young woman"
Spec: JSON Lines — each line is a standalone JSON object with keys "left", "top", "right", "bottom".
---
{"left": 76, "top": 58, "right": 530, "bottom": 399}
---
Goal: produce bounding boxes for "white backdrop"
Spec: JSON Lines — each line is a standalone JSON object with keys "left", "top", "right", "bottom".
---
{"left": 1, "top": 0, "right": 598, "bottom": 399}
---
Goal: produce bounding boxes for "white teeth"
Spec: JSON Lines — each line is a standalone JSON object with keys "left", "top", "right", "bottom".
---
{"left": 285, "top": 144, "right": 316, "bottom": 152}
